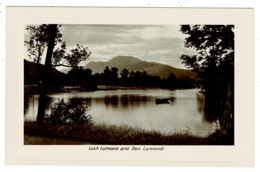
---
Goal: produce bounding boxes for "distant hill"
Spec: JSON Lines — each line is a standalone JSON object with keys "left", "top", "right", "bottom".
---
{"left": 24, "top": 59, "right": 65, "bottom": 85}
{"left": 85, "top": 56, "right": 199, "bottom": 81}
{"left": 60, "top": 68, "right": 71, "bottom": 74}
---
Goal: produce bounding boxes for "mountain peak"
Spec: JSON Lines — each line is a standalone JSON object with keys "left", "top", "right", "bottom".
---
{"left": 109, "top": 56, "right": 141, "bottom": 62}
{"left": 85, "top": 55, "right": 197, "bottom": 80}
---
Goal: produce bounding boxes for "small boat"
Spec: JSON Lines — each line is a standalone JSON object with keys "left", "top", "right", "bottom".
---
{"left": 155, "top": 98, "right": 170, "bottom": 104}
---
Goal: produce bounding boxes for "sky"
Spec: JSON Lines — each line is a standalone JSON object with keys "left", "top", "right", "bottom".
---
{"left": 24, "top": 25, "right": 196, "bottom": 69}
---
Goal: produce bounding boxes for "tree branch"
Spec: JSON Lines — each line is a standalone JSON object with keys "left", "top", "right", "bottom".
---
{"left": 29, "top": 51, "right": 38, "bottom": 59}
{"left": 52, "top": 63, "right": 72, "bottom": 68}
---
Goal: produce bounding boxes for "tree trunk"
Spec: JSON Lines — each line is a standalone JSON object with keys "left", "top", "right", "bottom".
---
{"left": 219, "top": 69, "right": 234, "bottom": 136}
{"left": 204, "top": 67, "right": 219, "bottom": 121}
{"left": 36, "top": 24, "right": 57, "bottom": 122}
{"left": 35, "top": 45, "right": 41, "bottom": 83}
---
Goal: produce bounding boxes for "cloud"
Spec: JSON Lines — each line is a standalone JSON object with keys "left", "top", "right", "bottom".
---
{"left": 60, "top": 25, "right": 160, "bottom": 46}
{"left": 25, "top": 24, "right": 195, "bottom": 69}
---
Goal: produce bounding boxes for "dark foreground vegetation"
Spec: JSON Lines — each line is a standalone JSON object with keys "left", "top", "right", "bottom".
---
{"left": 24, "top": 122, "right": 233, "bottom": 145}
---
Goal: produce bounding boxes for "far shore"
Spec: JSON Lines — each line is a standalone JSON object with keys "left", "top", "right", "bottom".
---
{"left": 24, "top": 84, "right": 195, "bottom": 95}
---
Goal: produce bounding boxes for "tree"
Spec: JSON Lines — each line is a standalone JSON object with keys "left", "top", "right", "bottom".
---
{"left": 180, "top": 25, "right": 234, "bottom": 135}
{"left": 180, "top": 25, "right": 234, "bottom": 72}
{"left": 131, "top": 71, "right": 142, "bottom": 86}
{"left": 111, "top": 67, "right": 118, "bottom": 78}
{"left": 103, "top": 66, "right": 111, "bottom": 85}
{"left": 25, "top": 24, "right": 91, "bottom": 122}
{"left": 120, "top": 68, "right": 130, "bottom": 86}
{"left": 85, "top": 68, "right": 92, "bottom": 76}
{"left": 120, "top": 68, "right": 129, "bottom": 78}
{"left": 166, "top": 73, "right": 176, "bottom": 88}
{"left": 111, "top": 67, "right": 119, "bottom": 85}
{"left": 24, "top": 25, "right": 49, "bottom": 82}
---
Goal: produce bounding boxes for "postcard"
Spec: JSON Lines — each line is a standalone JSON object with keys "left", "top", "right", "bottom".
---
{"left": 5, "top": 7, "right": 253, "bottom": 166}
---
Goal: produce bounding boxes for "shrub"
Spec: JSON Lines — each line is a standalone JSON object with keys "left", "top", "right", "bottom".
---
{"left": 46, "top": 99, "right": 93, "bottom": 124}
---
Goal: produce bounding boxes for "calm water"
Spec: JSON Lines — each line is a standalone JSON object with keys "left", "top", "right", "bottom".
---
{"left": 24, "top": 89, "right": 216, "bottom": 136}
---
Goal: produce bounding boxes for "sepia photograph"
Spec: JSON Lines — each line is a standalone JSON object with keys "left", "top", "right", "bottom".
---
{"left": 5, "top": 7, "right": 253, "bottom": 166}
{"left": 23, "top": 24, "right": 234, "bottom": 145}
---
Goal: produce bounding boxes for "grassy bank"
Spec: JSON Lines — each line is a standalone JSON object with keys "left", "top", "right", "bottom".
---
{"left": 24, "top": 122, "right": 233, "bottom": 145}
{"left": 24, "top": 134, "right": 93, "bottom": 145}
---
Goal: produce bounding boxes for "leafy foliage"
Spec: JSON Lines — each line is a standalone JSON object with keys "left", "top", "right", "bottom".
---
{"left": 180, "top": 25, "right": 234, "bottom": 136}
{"left": 52, "top": 44, "right": 92, "bottom": 69}
{"left": 180, "top": 25, "right": 234, "bottom": 73}
{"left": 25, "top": 24, "right": 92, "bottom": 69}
{"left": 24, "top": 25, "right": 62, "bottom": 63}
{"left": 24, "top": 24, "right": 92, "bottom": 122}
{"left": 47, "top": 99, "right": 93, "bottom": 124}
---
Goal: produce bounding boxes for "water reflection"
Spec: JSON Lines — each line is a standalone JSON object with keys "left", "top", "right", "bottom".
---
{"left": 103, "top": 95, "right": 149, "bottom": 109}
{"left": 24, "top": 95, "right": 30, "bottom": 115}
{"left": 68, "top": 97, "right": 92, "bottom": 107}
{"left": 196, "top": 92, "right": 209, "bottom": 122}
{"left": 196, "top": 93, "right": 205, "bottom": 113}
{"left": 24, "top": 95, "right": 53, "bottom": 121}
{"left": 93, "top": 94, "right": 175, "bottom": 110}
{"left": 104, "top": 96, "right": 119, "bottom": 108}
{"left": 24, "top": 89, "right": 216, "bottom": 136}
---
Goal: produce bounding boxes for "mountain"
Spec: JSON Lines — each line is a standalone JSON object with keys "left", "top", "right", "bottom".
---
{"left": 60, "top": 68, "right": 71, "bottom": 74}
{"left": 24, "top": 59, "right": 65, "bottom": 85}
{"left": 85, "top": 56, "right": 199, "bottom": 81}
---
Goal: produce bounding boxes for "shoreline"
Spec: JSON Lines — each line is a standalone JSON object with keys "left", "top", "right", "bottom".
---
{"left": 24, "top": 122, "right": 233, "bottom": 145}
{"left": 24, "top": 84, "right": 196, "bottom": 95}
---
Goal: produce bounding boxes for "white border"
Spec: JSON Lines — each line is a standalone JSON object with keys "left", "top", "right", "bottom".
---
{"left": 1, "top": 0, "right": 259, "bottom": 171}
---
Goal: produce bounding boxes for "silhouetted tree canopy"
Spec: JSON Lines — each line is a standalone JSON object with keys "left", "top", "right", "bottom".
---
{"left": 120, "top": 68, "right": 130, "bottom": 78}
{"left": 180, "top": 25, "right": 234, "bottom": 75}
{"left": 25, "top": 24, "right": 91, "bottom": 122}
{"left": 180, "top": 25, "right": 234, "bottom": 137}
{"left": 25, "top": 25, "right": 91, "bottom": 70}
